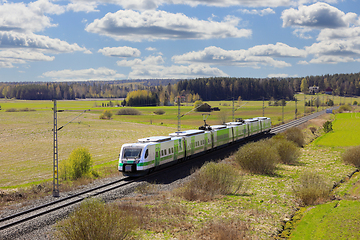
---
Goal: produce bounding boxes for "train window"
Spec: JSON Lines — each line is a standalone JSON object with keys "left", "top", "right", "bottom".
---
{"left": 156, "top": 152, "right": 159, "bottom": 158}
{"left": 145, "top": 149, "right": 149, "bottom": 159}
{"left": 161, "top": 150, "right": 164, "bottom": 156}
{"left": 171, "top": 148, "right": 174, "bottom": 153}
{"left": 164, "top": 149, "right": 167, "bottom": 155}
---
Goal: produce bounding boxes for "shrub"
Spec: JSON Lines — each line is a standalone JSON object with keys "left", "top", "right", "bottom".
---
{"left": 115, "top": 108, "right": 141, "bottom": 115}
{"left": 338, "top": 104, "right": 352, "bottom": 113}
{"left": 270, "top": 138, "right": 300, "bottom": 165}
{"left": 153, "top": 109, "right": 165, "bottom": 115}
{"left": 323, "top": 121, "right": 333, "bottom": 133}
{"left": 5, "top": 108, "right": 17, "bottom": 112}
{"left": 342, "top": 145, "right": 360, "bottom": 168}
{"left": 353, "top": 100, "right": 358, "bottom": 106}
{"left": 195, "top": 219, "right": 249, "bottom": 240}
{"left": 284, "top": 127, "right": 305, "bottom": 147}
{"left": 178, "top": 162, "right": 244, "bottom": 201}
{"left": 60, "top": 147, "right": 93, "bottom": 180}
{"left": 99, "top": 110, "right": 113, "bottom": 119}
{"left": 293, "top": 171, "right": 331, "bottom": 205}
{"left": 55, "top": 198, "right": 136, "bottom": 240}
{"left": 235, "top": 140, "right": 279, "bottom": 175}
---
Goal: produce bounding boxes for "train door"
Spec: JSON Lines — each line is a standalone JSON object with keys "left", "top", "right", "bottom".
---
{"left": 174, "top": 140, "right": 179, "bottom": 160}
{"left": 155, "top": 144, "right": 161, "bottom": 167}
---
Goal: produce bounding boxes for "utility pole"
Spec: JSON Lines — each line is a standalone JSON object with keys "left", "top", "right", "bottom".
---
{"left": 232, "top": 97, "right": 235, "bottom": 122}
{"left": 295, "top": 97, "right": 297, "bottom": 119}
{"left": 282, "top": 99, "right": 284, "bottom": 124}
{"left": 262, "top": 97, "right": 265, "bottom": 117}
{"left": 177, "top": 96, "right": 181, "bottom": 132}
{"left": 53, "top": 100, "right": 59, "bottom": 197}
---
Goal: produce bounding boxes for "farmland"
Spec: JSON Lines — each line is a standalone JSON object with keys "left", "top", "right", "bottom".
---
{"left": 0, "top": 94, "right": 356, "bottom": 188}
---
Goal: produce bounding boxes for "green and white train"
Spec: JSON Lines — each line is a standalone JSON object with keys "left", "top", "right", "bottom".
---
{"left": 118, "top": 117, "right": 271, "bottom": 176}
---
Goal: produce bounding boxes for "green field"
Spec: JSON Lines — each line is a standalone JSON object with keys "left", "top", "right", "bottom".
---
{"left": 314, "top": 112, "right": 360, "bottom": 147}
{"left": 289, "top": 200, "right": 360, "bottom": 240}
{"left": 0, "top": 95, "right": 355, "bottom": 188}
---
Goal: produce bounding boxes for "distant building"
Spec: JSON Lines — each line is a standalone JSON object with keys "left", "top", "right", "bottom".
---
{"left": 325, "top": 87, "right": 333, "bottom": 95}
{"left": 309, "top": 86, "right": 319, "bottom": 94}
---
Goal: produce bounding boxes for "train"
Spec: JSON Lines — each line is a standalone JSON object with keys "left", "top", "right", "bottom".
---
{"left": 118, "top": 117, "right": 271, "bottom": 176}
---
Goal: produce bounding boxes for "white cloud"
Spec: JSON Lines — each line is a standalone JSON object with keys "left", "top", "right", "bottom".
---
{"left": 117, "top": 55, "right": 164, "bottom": 67}
{"left": 309, "top": 55, "right": 357, "bottom": 64}
{"left": 172, "top": 44, "right": 306, "bottom": 68}
{"left": 128, "top": 64, "right": 228, "bottom": 79}
{"left": 306, "top": 38, "right": 360, "bottom": 57}
{"left": 317, "top": 27, "right": 360, "bottom": 41}
{"left": 85, "top": 10, "right": 251, "bottom": 41}
{"left": 116, "top": 55, "right": 227, "bottom": 79}
{"left": 238, "top": 8, "right": 275, "bottom": 16}
{"left": 98, "top": 46, "right": 141, "bottom": 57}
{"left": 42, "top": 67, "right": 126, "bottom": 81}
{"left": 146, "top": 47, "right": 157, "bottom": 51}
{"left": 267, "top": 73, "right": 289, "bottom": 78}
{"left": 0, "top": 31, "right": 91, "bottom": 54}
{"left": 29, "top": 0, "right": 66, "bottom": 15}
{"left": 282, "top": 2, "right": 354, "bottom": 29}
{"left": 0, "top": 1, "right": 56, "bottom": 32}
{"left": 66, "top": 1, "right": 99, "bottom": 13}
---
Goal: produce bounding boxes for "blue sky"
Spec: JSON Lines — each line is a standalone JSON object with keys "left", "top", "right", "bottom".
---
{"left": 0, "top": 0, "right": 360, "bottom": 82}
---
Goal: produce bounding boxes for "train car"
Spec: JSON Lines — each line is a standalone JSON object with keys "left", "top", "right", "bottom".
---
{"left": 118, "top": 135, "right": 185, "bottom": 176}
{"left": 119, "top": 116, "right": 271, "bottom": 176}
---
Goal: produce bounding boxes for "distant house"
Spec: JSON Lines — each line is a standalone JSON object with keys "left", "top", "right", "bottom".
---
{"left": 325, "top": 87, "right": 333, "bottom": 95}
{"left": 309, "top": 86, "right": 319, "bottom": 94}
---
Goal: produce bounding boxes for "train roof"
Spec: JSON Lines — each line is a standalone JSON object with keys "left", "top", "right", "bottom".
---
{"left": 138, "top": 136, "right": 172, "bottom": 143}
{"left": 169, "top": 129, "right": 204, "bottom": 137}
{"left": 225, "top": 122, "right": 245, "bottom": 126}
{"left": 210, "top": 125, "right": 227, "bottom": 130}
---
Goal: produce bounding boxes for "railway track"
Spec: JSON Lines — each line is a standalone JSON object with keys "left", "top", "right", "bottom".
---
{"left": 0, "top": 176, "right": 136, "bottom": 232}
{"left": 270, "top": 107, "right": 337, "bottom": 134}
{"left": 0, "top": 107, "right": 336, "bottom": 236}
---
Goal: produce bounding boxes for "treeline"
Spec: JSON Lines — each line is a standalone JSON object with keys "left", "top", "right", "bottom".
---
{"left": 1, "top": 72, "right": 360, "bottom": 103}
{"left": 177, "top": 77, "right": 294, "bottom": 101}
{"left": 0, "top": 79, "right": 181, "bottom": 101}
{"left": 177, "top": 72, "right": 360, "bottom": 101}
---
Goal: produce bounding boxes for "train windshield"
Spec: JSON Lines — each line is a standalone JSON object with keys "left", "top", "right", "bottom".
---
{"left": 123, "top": 148, "right": 142, "bottom": 159}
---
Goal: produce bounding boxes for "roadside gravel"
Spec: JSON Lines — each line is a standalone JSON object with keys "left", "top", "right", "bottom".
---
{"left": 0, "top": 174, "right": 189, "bottom": 240}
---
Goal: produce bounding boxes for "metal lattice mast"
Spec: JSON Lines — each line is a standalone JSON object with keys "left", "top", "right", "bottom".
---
{"left": 177, "top": 96, "right": 181, "bottom": 132}
{"left": 53, "top": 100, "right": 59, "bottom": 197}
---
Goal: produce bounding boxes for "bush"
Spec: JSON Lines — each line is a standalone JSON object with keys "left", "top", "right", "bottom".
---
{"left": 353, "top": 100, "right": 358, "bottom": 106}
{"left": 342, "top": 145, "right": 360, "bottom": 168}
{"left": 270, "top": 138, "right": 300, "bottom": 165}
{"left": 115, "top": 108, "right": 141, "bottom": 115}
{"left": 195, "top": 219, "right": 249, "bottom": 240}
{"left": 153, "top": 109, "right": 165, "bottom": 115}
{"left": 338, "top": 104, "right": 352, "bottom": 113}
{"left": 293, "top": 171, "right": 331, "bottom": 205}
{"left": 5, "top": 108, "right": 17, "bottom": 112}
{"left": 284, "top": 127, "right": 305, "bottom": 147}
{"left": 99, "top": 110, "right": 113, "bottom": 119}
{"left": 178, "top": 162, "right": 244, "bottom": 201}
{"left": 55, "top": 198, "right": 136, "bottom": 240}
{"left": 60, "top": 147, "right": 93, "bottom": 180}
{"left": 235, "top": 140, "right": 279, "bottom": 175}
{"left": 323, "top": 121, "right": 333, "bottom": 133}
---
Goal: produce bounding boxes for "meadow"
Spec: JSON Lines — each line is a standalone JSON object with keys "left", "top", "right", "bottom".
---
{"left": 0, "top": 94, "right": 356, "bottom": 188}
{"left": 314, "top": 112, "right": 360, "bottom": 147}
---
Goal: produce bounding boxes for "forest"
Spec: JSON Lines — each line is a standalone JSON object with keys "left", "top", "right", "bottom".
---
{"left": 1, "top": 72, "right": 360, "bottom": 105}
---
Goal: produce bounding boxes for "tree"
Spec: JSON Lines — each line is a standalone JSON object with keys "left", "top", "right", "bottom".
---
{"left": 300, "top": 78, "right": 309, "bottom": 93}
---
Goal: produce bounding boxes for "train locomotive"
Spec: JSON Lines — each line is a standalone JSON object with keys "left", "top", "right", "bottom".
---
{"left": 118, "top": 117, "right": 271, "bottom": 176}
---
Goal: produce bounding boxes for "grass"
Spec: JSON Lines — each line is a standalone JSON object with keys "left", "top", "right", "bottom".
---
{"left": 314, "top": 112, "right": 360, "bottom": 147}
{"left": 289, "top": 200, "right": 360, "bottom": 240}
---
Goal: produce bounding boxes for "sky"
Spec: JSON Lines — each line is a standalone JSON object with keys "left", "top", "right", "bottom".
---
{"left": 0, "top": 0, "right": 360, "bottom": 82}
